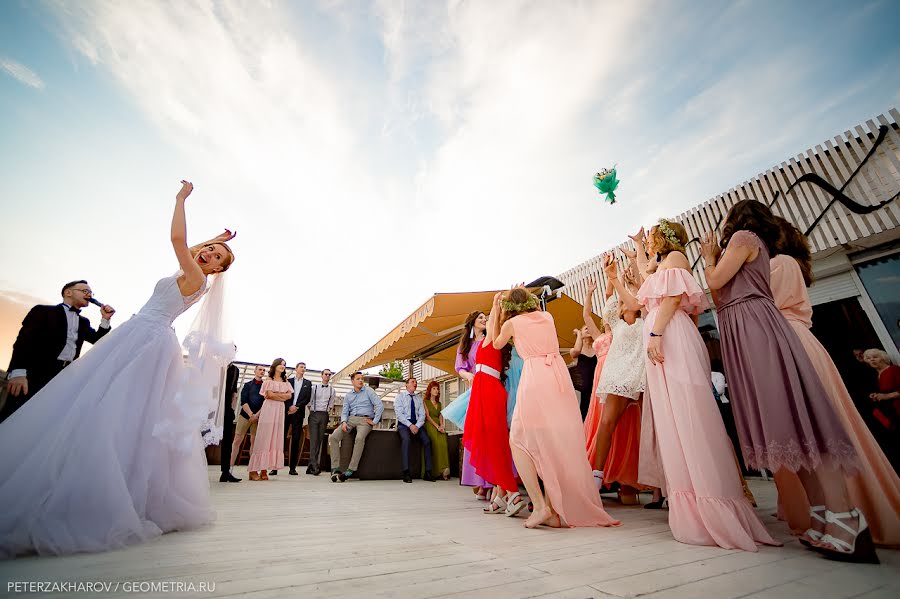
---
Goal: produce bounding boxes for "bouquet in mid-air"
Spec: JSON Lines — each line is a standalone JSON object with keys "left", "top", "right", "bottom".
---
{"left": 593, "top": 166, "right": 619, "bottom": 204}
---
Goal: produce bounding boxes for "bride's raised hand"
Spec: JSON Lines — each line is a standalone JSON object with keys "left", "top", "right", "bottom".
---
{"left": 214, "top": 228, "right": 237, "bottom": 242}
{"left": 176, "top": 180, "right": 194, "bottom": 202}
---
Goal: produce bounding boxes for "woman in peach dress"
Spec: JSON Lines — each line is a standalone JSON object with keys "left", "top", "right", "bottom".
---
{"left": 626, "top": 221, "right": 778, "bottom": 551}
{"left": 247, "top": 358, "right": 291, "bottom": 480}
{"left": 769, "top": 218, "right": 900, "bottom": 547}
{"left": 492, "top": 288, "right": 620, "bottom": 530}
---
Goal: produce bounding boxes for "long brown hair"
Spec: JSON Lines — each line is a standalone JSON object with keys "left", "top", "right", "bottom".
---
{"left": 268, "top": 357, "right": 287, "bottom": 381}
{"left": 457, "top": 311, "right": 484, "bottom": 360}
{"left": 720, "top": 199, "right": 781, "bottom": 253}
{"left": 424, "top": 381, "right": 441, "bottom": 405}
{"left": 773, "top": 216, "right": 814, "bottom": 287}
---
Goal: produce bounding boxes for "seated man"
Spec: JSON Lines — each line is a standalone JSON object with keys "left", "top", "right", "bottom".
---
{"left": 394, "top": 377, "right": 435, "bottom": 483}
{"left": 328, "top": 372, "right": 384, "bottom": 482}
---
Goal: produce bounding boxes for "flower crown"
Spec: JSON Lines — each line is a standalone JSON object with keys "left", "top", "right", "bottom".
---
{"left": 501, "top": 293, "right": 539, "bottom": 312}
{"left": 657, "top": 219, "right": 684, "bottom": 250}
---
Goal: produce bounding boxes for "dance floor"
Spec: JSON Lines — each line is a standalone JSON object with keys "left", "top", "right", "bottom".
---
{"left": 1, "top": 467, "right": 897, "bottom": 598}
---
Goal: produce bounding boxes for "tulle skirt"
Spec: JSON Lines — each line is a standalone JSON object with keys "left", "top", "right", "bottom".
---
{"left": 0, "top": 314, "right": 214, "bottom": 558}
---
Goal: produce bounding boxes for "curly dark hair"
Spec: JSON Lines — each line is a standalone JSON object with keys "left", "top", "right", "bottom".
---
{"left": 720, "top": 199, "right": 781, "bottom": 254}
{"left": 773, "top": 216, "right": 814, "bottom": 287}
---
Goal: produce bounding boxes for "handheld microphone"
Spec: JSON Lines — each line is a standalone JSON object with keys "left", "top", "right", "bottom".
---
{"left": 88, "top": 298, "right": 105, "bottom": 308}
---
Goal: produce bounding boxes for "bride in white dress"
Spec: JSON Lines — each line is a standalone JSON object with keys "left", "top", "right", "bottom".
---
{"left": 0, "top": 181, "right": 236, "bottom": 558}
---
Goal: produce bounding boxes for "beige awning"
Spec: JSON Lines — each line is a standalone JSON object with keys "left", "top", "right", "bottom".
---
{"left": 335, "top": 290, "right": 599, "bottom": 381}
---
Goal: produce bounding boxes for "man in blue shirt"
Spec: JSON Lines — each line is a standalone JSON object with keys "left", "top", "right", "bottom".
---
{"left": 329, "top": 371, "right": 384, "bottom": 482}
{"left": 394, "top": 377, "right": 435, "bottom": 483}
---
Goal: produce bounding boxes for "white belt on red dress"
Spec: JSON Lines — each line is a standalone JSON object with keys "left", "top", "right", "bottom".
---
{"left": 475, "top": 364, "right": 501, "bottom": 379}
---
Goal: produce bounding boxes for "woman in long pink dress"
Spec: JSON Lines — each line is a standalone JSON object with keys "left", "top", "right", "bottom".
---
{"left": 624, "top": 221, "right": 778, "bottom": 551}
{"left": 492, "top": 288, "right": 620, "bottom": 530}
{"left": 248, "top": 358, "right": 291, "bottom": 480}
{"left": 769, "top": 219, "right": 900, "bottom": 547}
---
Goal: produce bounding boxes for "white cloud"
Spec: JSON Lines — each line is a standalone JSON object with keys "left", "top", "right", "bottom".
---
{"left": 0, "top": 57, "right": 45, "bottom": 89}
{"left": 9, "top": 0, "right": 895, "bottom": 373}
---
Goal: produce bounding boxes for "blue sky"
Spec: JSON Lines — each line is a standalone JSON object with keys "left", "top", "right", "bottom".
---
{"left": 1, "top": 0, "right": 898, "bottom": 371}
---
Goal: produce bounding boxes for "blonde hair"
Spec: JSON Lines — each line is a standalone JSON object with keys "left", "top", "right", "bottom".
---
{"left": 191, "top": 241, "right": 235, "bottom": 272}
{"left": 863, "top": 349, "right": 893, "bottom": 365}
{"left": 649, "top": 220, "right": 688, "bottom": 256}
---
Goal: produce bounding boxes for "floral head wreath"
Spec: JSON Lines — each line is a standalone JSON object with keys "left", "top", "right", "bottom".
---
{"left": 657, "top": 218, "right": 684, "bottom": 251}
{"left": 501, "top": 292, "right": 539, "bottom": 313}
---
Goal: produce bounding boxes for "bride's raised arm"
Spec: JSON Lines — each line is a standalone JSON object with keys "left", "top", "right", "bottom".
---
{"left": 171, "top": 181, "right": 205, "bottom": 296}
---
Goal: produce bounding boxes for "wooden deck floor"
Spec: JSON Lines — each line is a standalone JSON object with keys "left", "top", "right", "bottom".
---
{"left": 1, "top": 467, "right": 898, "bottom": 599}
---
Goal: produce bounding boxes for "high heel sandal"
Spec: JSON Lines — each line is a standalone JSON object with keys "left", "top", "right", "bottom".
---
{"left": 798, "top": 505, "right": 826, "bottom": 548}
{"left": 812, "top": 508, "right": 879, "bottom": 564}
{"left": 505, "top": 492, "right": 529, "bottom": 517}
{"left": 483, "top": 495, "right": 507, "bottom": 514}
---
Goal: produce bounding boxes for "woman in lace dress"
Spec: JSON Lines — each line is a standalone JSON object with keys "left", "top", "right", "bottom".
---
{"left": 702, "top": 199, "right": 874, "bottom": 564}
{"left": 588, "top": 268, "right": 646, "bottom": 492}
{"left": 0, "top": 180, "right": 235, "bottom": 557}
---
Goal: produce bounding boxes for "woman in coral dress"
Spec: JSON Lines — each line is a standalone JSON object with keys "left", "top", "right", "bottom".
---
{"left": 492, "top": 288, "right": 620, "bottom": 530}
{"left": 247, "top": 359, "right": 291, "bottom": 480}
{"left": 618, "top": 221, "right": 778, "bottom": 551}
{"left": 769, "top": 219, "right": 900, "bottom": 547}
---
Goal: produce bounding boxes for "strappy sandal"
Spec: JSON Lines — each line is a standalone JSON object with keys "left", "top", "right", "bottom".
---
{"left": 483, "top": 495, "right": 507, "bottom": 514}
{"left": 799, "top": 505, "right": 826, "bottom": 548}
{"left": 505, "top": 492, "right": 529, "bottom": 517}
{"left": 812, "top": 508, "right": 879, "bottom": 564}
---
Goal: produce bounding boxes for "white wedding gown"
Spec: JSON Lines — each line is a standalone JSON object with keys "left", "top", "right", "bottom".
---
{"left": 0, "top": 274, "right": 216, "bottom": 558}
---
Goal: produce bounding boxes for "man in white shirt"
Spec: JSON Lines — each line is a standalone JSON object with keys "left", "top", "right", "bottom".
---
{"left": 306, "top": 369, "right": 336, "bottom": 475}
{"left": 274, "top": 361, "right": 311, "bottom": 476}
{"left": 3, "top": 280, "right": 115, "bottom": 422}
{"left": 394, "top": 378, "right": 435, "bottom": 483}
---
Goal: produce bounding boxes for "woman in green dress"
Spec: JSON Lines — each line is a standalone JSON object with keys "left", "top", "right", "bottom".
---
{"left": 424, "top": 381, "right": 451, "bottom": 479}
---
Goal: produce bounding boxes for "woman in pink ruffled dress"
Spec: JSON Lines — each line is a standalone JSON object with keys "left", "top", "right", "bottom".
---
{"left": 247, "top": 358, "right": 291, "bottom": 480}
{"left": 611, "top": 220, "right": 778, "bottom": 551}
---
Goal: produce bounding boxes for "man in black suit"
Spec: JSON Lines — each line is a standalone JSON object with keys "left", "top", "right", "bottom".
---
{"left": 2, "top": 280, "right": 115, "bottom": 422}
{"left": 219, "top": 360, "right": 242, "bottom": 482}
{"left": 271, "top": 361, "right": 312, "bottom": 476}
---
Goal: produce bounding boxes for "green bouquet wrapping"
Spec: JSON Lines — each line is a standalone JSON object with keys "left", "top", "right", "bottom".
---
{"left": 593, "top": 167, "right": 619, "bottom": 204}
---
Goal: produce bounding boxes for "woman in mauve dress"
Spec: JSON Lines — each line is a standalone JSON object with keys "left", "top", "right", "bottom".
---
{"left": 701, "top": 199, "right": 876, "bottom": 564}
{"left": 768, "top": 218, "right": 900, "bottom": 548}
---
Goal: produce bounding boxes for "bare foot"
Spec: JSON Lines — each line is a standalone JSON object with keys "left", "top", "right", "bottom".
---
{"left": 541, "top": 512, "right": 563, "bottom": 528}
{"left": 525, "top": 505, "right": 553, "bottom": 529}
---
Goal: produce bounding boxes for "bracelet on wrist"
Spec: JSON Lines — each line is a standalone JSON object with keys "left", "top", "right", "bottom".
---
{"left": 649, "top": 332, "right": 663, "bottom": 337}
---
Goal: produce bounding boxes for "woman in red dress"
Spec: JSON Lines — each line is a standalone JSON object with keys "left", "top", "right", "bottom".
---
{"left": 463, "top": 293, "right": 520, "bottom": 514}
{"left": 865, "top": 349, "right": 900, "bottom": 432}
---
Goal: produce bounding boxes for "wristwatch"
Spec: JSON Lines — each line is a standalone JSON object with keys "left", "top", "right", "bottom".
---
{"left": 649, "top": 332, "right": 663, "bottom": 337}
